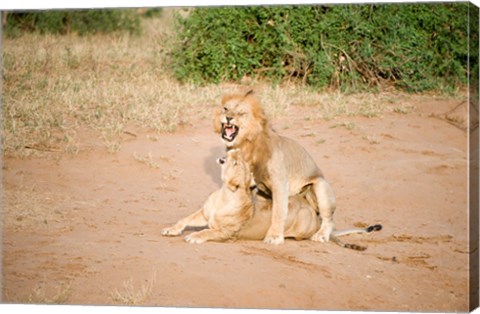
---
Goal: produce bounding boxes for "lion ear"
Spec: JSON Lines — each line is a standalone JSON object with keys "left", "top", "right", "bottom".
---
{"left": 244, "top": 89, "right": 254, "bottom": 98}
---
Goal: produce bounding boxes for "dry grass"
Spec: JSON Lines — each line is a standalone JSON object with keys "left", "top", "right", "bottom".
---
{"left": 330, "top": 121, "right": 356, "bottom": 130}
{"left": 133, "top": 151, "right": 160, "bottom": 169}
{"left": 2, "top": 11, "right": 221, "bottom": 157}
{"left": 110, "top": 271, "right": 157, "bottom": 305}
{"left": 362, "top": 134, "right": 381, "bottom": 145}
{"left": 27, "top": 279, "right": 72, "bottom": 304}
{"left": 2, "top": 9, "right": 464, "bottom": 158}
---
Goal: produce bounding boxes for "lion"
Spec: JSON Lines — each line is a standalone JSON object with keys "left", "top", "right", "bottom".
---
{"left": 161, "top": 149, "right": 382, "bottom": 248}
{"left": 213, "top": 90, "right": 337, "bottom": 245}
{"left": 161, "top": 149, "right": 320, "bottom": 243}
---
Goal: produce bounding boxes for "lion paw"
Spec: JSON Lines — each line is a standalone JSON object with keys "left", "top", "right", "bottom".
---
{"left": 263, "top": 234, "right": 285, "bottom": 245}
{"left": 161, "top": 227, "right": 182, "bottom": 237}
{"left": 310, "top": 232, "right": 328, "bottom": 242}
{"left": 311, "top": 221, "right": 334, "bottom": 242}
{"left": 184, "top": 234, "right": 206, "bottom": 244}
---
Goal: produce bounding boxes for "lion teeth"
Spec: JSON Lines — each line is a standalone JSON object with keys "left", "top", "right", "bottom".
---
{"left": 222, "top": 124, "right": 238, "bottom": 142}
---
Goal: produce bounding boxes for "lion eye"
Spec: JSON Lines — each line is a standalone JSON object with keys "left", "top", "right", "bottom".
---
{"left": 223, "top": 107, "right": 228, "bottom": 111}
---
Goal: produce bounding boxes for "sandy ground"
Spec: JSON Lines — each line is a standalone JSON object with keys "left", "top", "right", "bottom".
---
{"left": 2, "top": 94, "right": 472, "bottom": 311}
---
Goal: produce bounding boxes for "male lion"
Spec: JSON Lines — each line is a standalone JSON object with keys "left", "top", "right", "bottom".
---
{"left": 213, "top": 90, "right": 336, "bottom": 245}
{"left": 161, "top": 149, "right": 320, "bottom": 243}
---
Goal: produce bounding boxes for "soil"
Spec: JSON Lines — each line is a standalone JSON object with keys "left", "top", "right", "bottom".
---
{"left": 2, "top": 95, "right": 472, "bottom": 311}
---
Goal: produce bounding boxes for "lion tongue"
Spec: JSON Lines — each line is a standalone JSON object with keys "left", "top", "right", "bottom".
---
{"left": 226, "top": 128, "right": 234, "bottom": 137}
{"left": 225, "top": 126, "right": 235, "bottom": 139}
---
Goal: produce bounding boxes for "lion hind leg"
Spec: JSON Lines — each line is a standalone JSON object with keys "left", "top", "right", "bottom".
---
{"left": 285, "top": 206, "right": 320, "bottom": 240}
{"left": 309, "top": 178, "right": 336, "bottom": 242}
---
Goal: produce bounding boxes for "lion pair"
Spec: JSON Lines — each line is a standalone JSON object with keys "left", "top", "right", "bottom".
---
{"left": 162, "top": 91, "right": 381, "bottom": 249}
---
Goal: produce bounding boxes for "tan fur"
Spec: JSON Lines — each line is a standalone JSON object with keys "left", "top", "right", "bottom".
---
{"left": 236, "top": 194, "right": 320, "bottom": 241}
{"left": 161, "top": 150, "right": 319, "bottom": 243}
{"left": 214, "top": 91, "right": 336, "bottom": 244}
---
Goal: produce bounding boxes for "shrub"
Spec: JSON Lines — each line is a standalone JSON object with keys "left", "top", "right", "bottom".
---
{"left": 5, "top": 9, "right": 141, "bottom": 37}
{"left": 171, "top": 3, "right": 473, "bottom": 92}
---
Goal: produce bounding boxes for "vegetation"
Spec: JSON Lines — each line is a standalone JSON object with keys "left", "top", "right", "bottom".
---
{"left": 4, "top": 4, "right": 474, "bottom": 93}
{"left": 4, "top": 9, "right": 142, "bottom": 36}
{"left": 2, "top": 15, "right": 204, "bottom": 157}
{"left": 1, "top": 7, "right": 469, "bottom": 158}
{"left": 171, "top": 3, "right": 473, "bottom": 92}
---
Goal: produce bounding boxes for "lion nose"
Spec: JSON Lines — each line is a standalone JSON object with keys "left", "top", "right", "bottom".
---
{"left": 226, "top": 117, "right": 233, "bottom": 124}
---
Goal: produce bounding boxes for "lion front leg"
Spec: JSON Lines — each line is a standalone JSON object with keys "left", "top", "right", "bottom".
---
{"left": 161, "top": 208, "right": 208, "bottom": 237}
{"left": 184, "top": 228, "right": 233, "bottom": 244}
{"left": 264, "top": 180, "right": 289, "bottom": 245}
{"left": 310, "top": 178, "right": 336, "bottom": 242}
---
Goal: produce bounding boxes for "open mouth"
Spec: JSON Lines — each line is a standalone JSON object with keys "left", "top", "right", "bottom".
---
{"left": 221, "top": 123, "right": 239, "bottom": 142}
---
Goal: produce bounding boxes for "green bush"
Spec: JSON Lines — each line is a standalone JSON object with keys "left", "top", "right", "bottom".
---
{"left": 5, "top": 9, "right": 141, "bottom": 37}
{"left": 171, "top": 3, "right": 473, "bottom": 92}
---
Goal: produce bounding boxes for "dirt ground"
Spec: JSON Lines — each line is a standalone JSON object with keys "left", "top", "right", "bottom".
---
{"left": 2, "top": 94, "right": 472, "bottom": 311}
